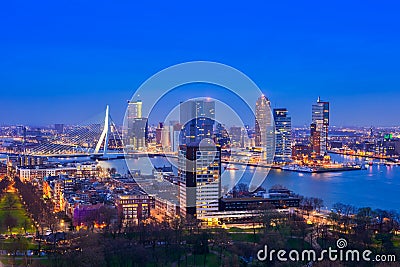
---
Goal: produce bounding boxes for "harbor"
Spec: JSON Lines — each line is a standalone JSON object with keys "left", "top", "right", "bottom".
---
{"left": 99, "top": 152, "right": 400, "bottom": 212}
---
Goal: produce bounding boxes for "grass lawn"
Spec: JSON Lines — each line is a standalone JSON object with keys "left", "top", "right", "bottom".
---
{"left": 227, "top": 227, "right": 260, "bottom": 233}
{"left": 392, "top": 236, "right": 400, "bottom": 248}
{"left": 229, "top": 232, "right": 260, "bottom": 243}
{"left": 0, "top": 192, "right": 35, "bottom": 234}
{"left": 286, "top": 238, "right": 312, "bottom": 250}
{"left": 0, "top": 239, "right": 42, "bottom": 250}
{"left": 0, "top": 257, "right": 50, "bottom": 267}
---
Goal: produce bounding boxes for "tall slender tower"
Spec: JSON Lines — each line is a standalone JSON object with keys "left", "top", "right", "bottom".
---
{"left": 126, "top": 100, "right": 148, "bottom": 150}
{"left": 311, "top": 97, "right": 329, "bottom": 156}
{"left": 255, "top": 95, "right": 274, "bottom": 162}
{"left": 180, "top": 99, "right": 215, "bottom": 145}
{"left": 127, "top": 100, "right": 142, "bottom": 119}
{"left": 178, "top": 142, "right": 221, "bottom": 219}
{"left": 273, "top": 108, "right": 292, "bottom": 162}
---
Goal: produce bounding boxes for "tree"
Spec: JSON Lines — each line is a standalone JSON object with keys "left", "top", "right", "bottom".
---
{"left": 374, "top": 209, "right": 388, "bottom": 233}
{"left": 4, "top": 213, "right": 17, "bottom": 234}
{"left": 258, "top": 202, "right": 280, "bottom": 233}
{"left": 312, "top": 197, "right": 324, "bottom": 212}
{"left": 97, "top": 205, "right": 117, "bottom": 233}
{"left": 22, "top": 218, "right": 29, "bottom": 234}
{"left": 231, "top": 183, "right": 250, "bottom": 197}
{"left": 4, "top": 193, "right": 17, "bottom": 209}
{"left": 301, "top": 197, "right": 314, "bottom": 216}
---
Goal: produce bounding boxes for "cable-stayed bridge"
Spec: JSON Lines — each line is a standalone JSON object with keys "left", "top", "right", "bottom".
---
{"left": 25, "top": 105, "right": 123, "bottom": 158}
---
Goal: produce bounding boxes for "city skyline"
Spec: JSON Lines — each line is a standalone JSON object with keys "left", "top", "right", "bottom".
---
{"left": 1, "top": 1, "right": 400, "bottom": 126}
{"left": 1, "top": 92, "right": 398, "bottom": 129}
{"left": 1, "top": 2, "right": 400, "bottom": 265}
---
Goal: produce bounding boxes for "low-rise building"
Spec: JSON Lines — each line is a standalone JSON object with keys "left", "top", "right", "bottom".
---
{"left": 18, "top": 165, "right": 77, "bottom": 182}
{"left": 116, "top": 193, "right": 155, "bottom": 226}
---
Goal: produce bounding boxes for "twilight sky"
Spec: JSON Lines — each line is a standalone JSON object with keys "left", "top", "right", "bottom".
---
{"left": 0, "top": 1, "right": 399, "bottom": 127}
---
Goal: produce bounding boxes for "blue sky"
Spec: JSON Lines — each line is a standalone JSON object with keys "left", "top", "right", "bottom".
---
{"left": 0, "top": 1, "right": 399, "bottom": 126}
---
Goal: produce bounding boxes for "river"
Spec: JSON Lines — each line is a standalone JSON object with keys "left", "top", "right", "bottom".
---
{"left": 96, "top": 153, "right": 400, "bottom": 212}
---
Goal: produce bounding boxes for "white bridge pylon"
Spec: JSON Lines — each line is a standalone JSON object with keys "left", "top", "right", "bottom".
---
{"left": 94, "top": 105, "right": 110, "bottom": 155}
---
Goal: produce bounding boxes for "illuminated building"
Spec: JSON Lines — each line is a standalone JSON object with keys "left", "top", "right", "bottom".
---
{"left": 0, "top": 162, "right": 7, "bottom": 178}
{"left": 76, "top": 163, "right": 99, "bottom": 178}
{"left": 125, "top": 100, "right": 148, "bottom": 150}
{"left": 229, "top": 126, "right": 242, "bottom": 147}
{"left": 292, "top": 143, "right": 312, "bottom": 160}
{"left": 273, "top": 108, "right": 292, "bottom": 162}
{"left": 170, "top": 123, "right": 182, "bottom": 152}
{"left": 43, "top": 175, "right": 76, "bottom": 212}
{"left": 161, "top": 125, "right": 171, "bottom": 151}
{"left": 127, "top": 100, "right": 142, "bottom": 119}
{"left": 116, "top": 194, "right": 154, "bottom": 226}
{"left": 178, "top": 142, "right": 221, "bottom": 219}
{"left": 180, "top": 99, "right": 215, "bottom": 145}
{"left": 311, "top": 97, "right": 329, "bottom": 156}
{"left": 255, "top": 95, "right": 274, "bottom": 162}
{"left": 155, "top": 122, "right": 163, "bottom": 144}
{"left": 18, "top": 165, "right": 77, "bottom": 182}
{"left": 153, "top": 197, "right": 179, "bottom": 218}
{"left": 128, "top": 118, "right": 148, "bottom": 150}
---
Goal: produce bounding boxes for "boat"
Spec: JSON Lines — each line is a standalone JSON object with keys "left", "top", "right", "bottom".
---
{"left": 225, "top": 164, "right": 239, "bottom": 170}
{"left": 281, "top": 165, "right": 315, "bottom": 173}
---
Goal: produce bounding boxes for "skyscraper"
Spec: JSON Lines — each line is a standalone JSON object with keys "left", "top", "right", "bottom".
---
{"left": 180, "top": 99, "right": 215, "bottom": 145}
{"left": 273, "top": 108, "right": 292, "bottom": 162}
{"left": 127, "top": 100, "right": 142, "bottom": 119}
{"left": 129, "top": 118, "right": 148, "bottom": 150}
{"left": 311, "top": 97, "right": 329, "bottom": 156}
{"left": 161, "top": 125, "right": 171, "bottom": 151}
{"left": 178, "top": 142, "right": 221, "bottom": 219}
{"left": 229, "top": 126, "right": 242, "bottom": 147}
{"left": 170, "top": 122, "right": 182, "bottom": 152}
{"left": 255, "top": 95, "right": 274, "bottom": 162}
{"left": 125, "top": 100, "right": 148, "bottom": 150}
{"left": 155, "top": 122, "right": 163, "bottom": 144}
{"left": 215, "top": 123, "right": 229, "bottom": 147}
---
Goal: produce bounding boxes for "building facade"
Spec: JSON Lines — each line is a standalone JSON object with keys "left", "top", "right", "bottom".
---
{"left": 18, "top": 165, "right": 77, "bottom": 182}
{"left": 178, "top": 143, "right": 221, "bottom": 220}
{"left": 180, "top": 99, "right": 215, "bottom": 145}
{"left": 255, "top": 95, "right": 275, "bottom": 162}
{"left": 116, "top": 194, "right": 154, "bottom": 226}
{"left": 273, "top": 108, "right": 292, "bottom": 162}
{"left": 125, "top": 100, "right": 148, "bottom": 150}
{"left": 311, "top": 97, "right": 329, "bottom": 156}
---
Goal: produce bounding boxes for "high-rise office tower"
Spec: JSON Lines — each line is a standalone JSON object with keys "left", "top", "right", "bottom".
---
{"left": 170, "top": 123, "right": 182, "bottom": 152}
{"left": 161, "top": 126, "right": 171, "bottom": 151}
{"left": 180, "top": 99, "right": 215, "bottom": 145}
{"left": 255, "top": 95, "right": 274, "bottom": 162}
{"left": 311, "top": 97, "right": 329, "bottom": 156}
{"left": 126, "top": 100, "right": 148, "bottom": 150}
{"left": 214, "top": 123, "right": 229, "bottom": 147}
{"left": 129, "top": 118, "right": 148, "bottom": 150}
{"left": 127, "top": 100, "right": 142, "bottom": 119}
{"left": 178, "top": 142, "right": 221, "bottom": 219}
{"left": 273, "top": 108, "right": 292, "bottom": 162}
{"left": 155, "top": 122, "right": 163, "bottom": 144}
{"left": 229, "top": 126, "right": 242, "bottom": 147}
